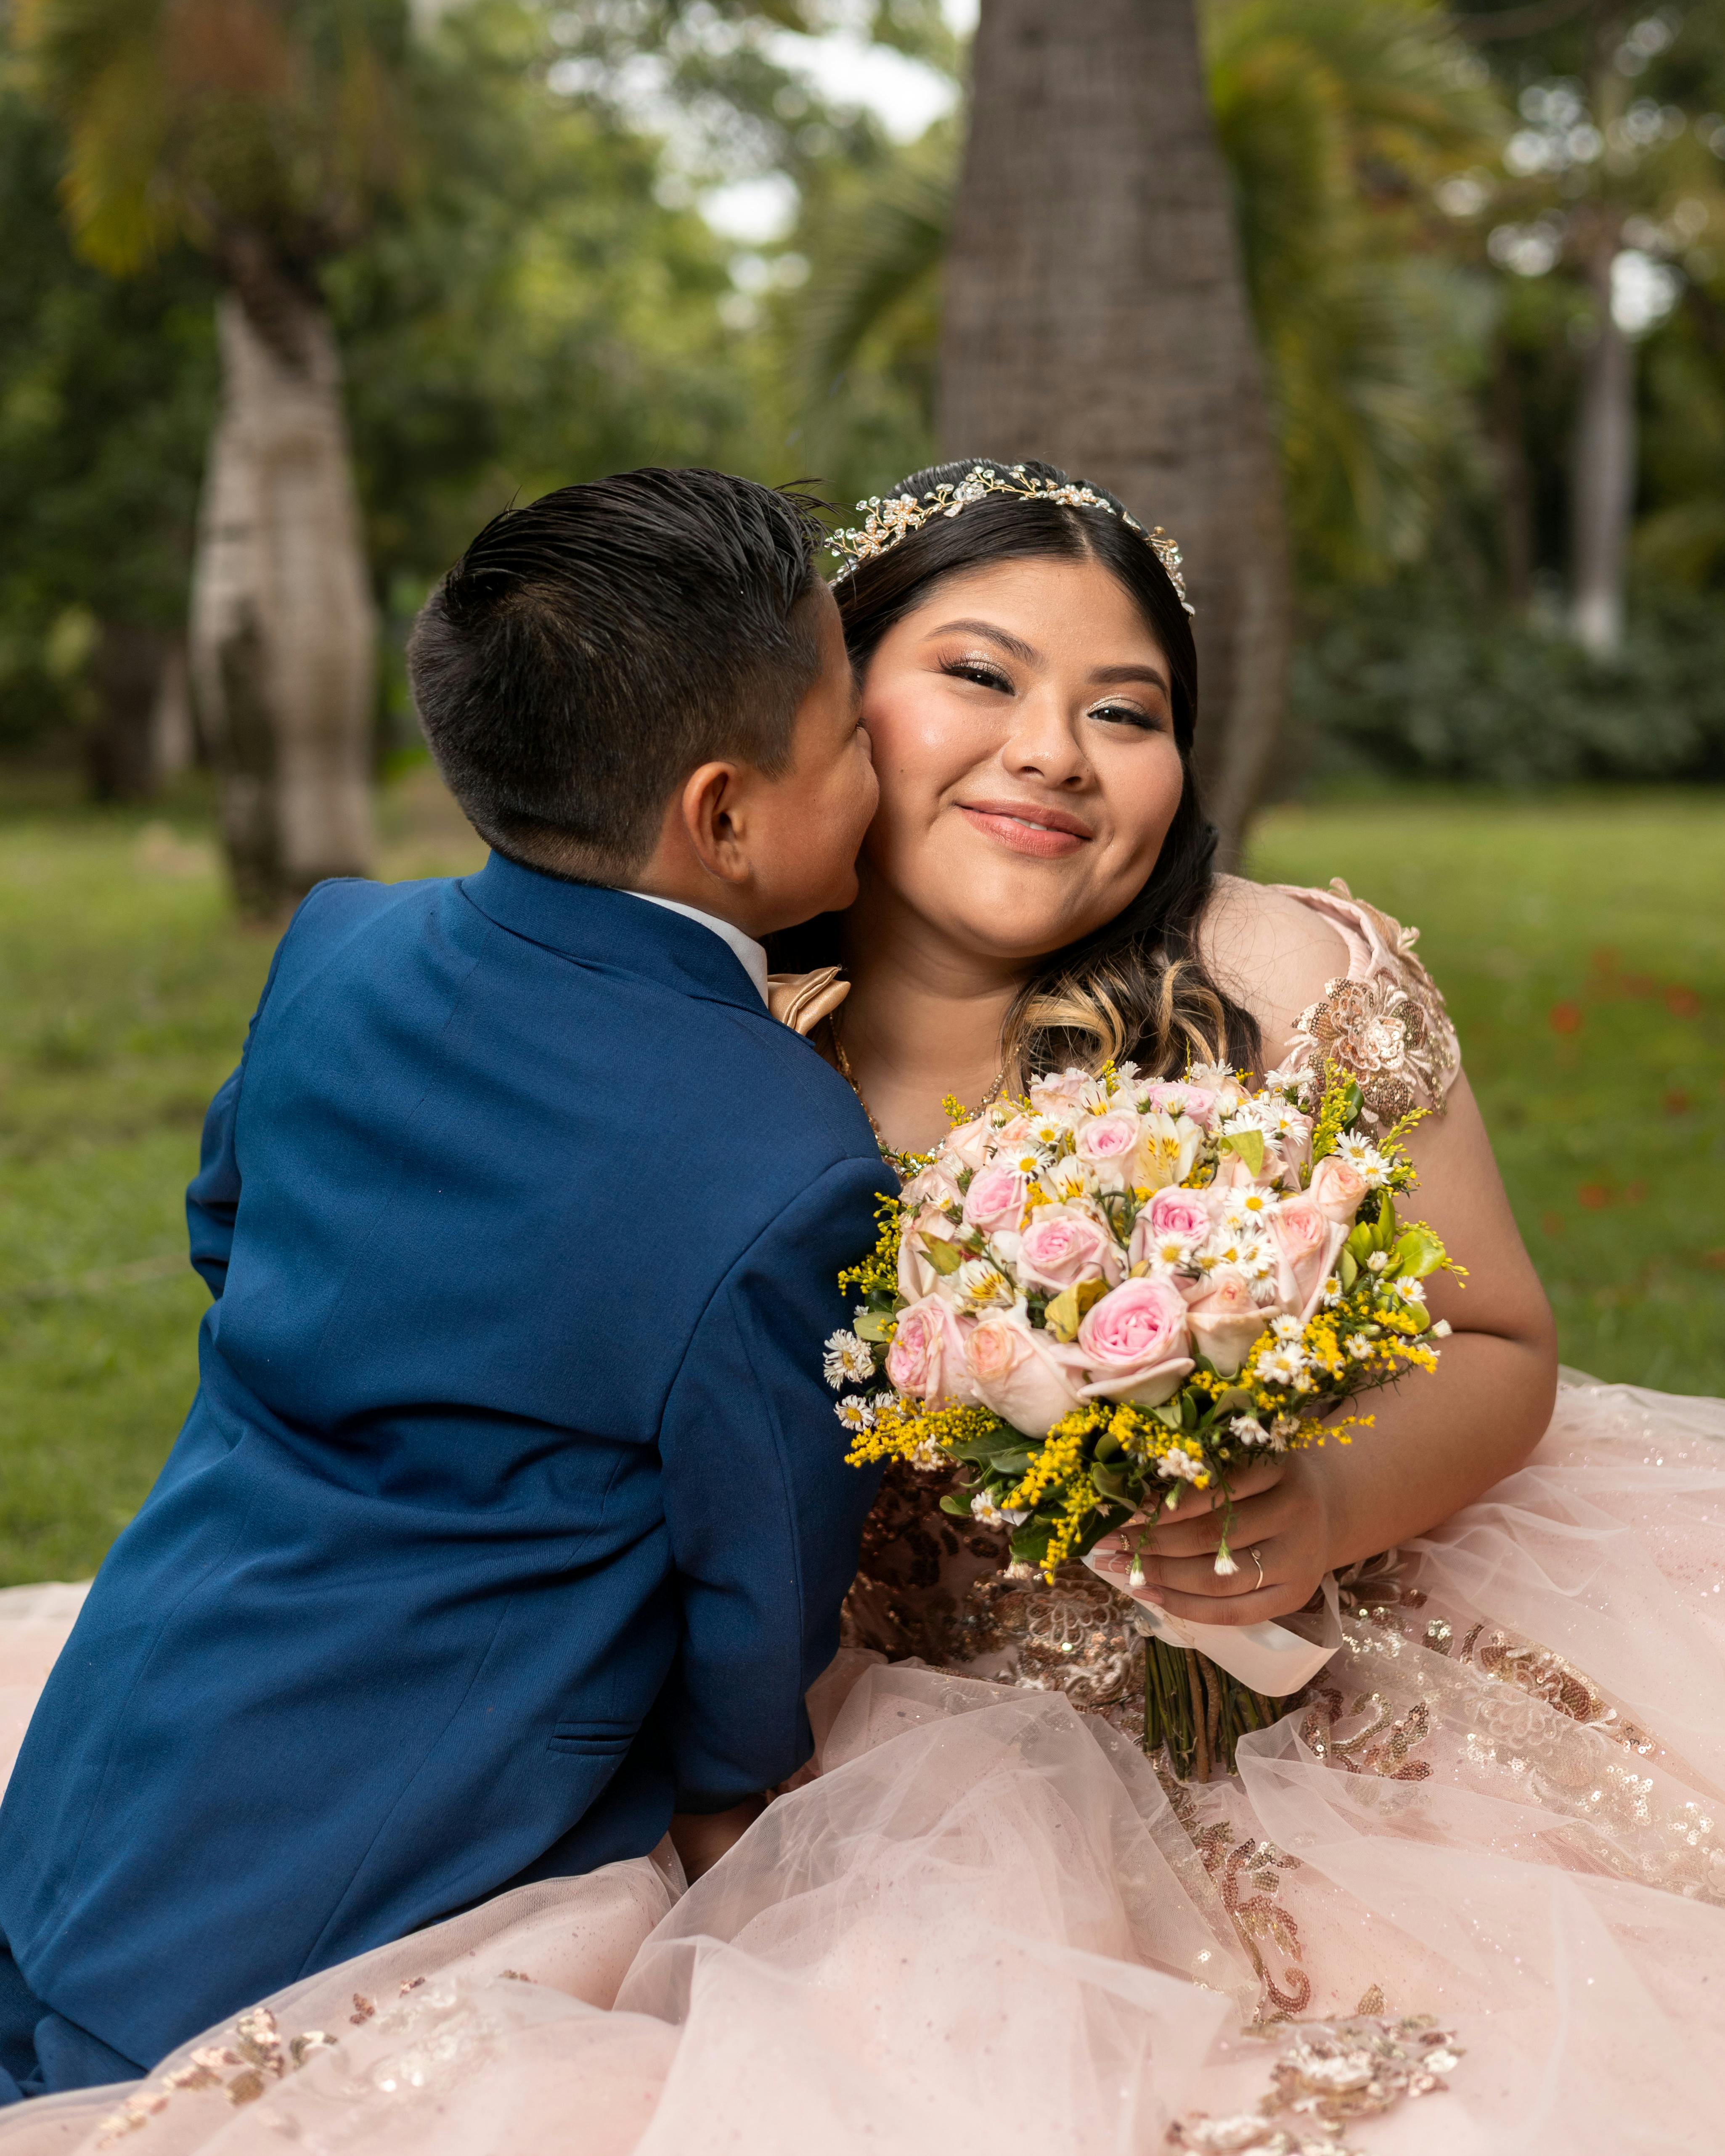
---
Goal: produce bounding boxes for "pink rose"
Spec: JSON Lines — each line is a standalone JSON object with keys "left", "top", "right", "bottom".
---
{"left": 1075, "top": 1278, "right": 1194, "bottom": 1407}
{"left": 1308, "top": 1154, "right": 1368, "bottom": 1225}
{"left": 1186, "top": 1267, "right": 1268, "bottom": 1377}
{"left": 1269, "top": 1197, "right": 1347, "bottom": 1322}
{"left": 1015, "top": 1204, "right": 1124, "bottom": 1295}
{"left": 885, "top": 1295, "right": 980, "bottom": 1408}
{"left": 1129, "top": 1186, "right": 1213, "bottom": 1263}
{"left": 963, "top": 1164, "right": 1030, "bottom": 1240}
{"left": 1073, "top": 1111, "right": 1143, "bottom": 1187}
{"left": 897, "top": 1204, "right": 964, "bottom": 1303}
{"left": 965, "top": 1309, "right": 1085, "bottom": 1438}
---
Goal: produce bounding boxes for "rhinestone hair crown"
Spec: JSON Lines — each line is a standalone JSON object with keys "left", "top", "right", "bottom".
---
{"left": 828, "top": 463, "right": 1194, "bottom": 614}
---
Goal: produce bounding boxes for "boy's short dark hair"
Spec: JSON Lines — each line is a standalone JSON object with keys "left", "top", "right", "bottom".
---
{"left": 408, "top": 469, "right": 829, "bottom": 877}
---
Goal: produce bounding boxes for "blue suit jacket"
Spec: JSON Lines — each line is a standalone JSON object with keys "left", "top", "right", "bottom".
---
{"left": 0, "top": 857, "right": 885, "bottom": 2069}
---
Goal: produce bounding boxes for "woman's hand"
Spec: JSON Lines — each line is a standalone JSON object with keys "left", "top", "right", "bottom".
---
{"left": 1089, "top": 1453, "right": 1338, "bottom": 1626}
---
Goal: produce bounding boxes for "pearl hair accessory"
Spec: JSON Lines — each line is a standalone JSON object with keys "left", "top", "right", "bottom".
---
{"left": 828, "top": 462, "right": 1194, "bottom": 613}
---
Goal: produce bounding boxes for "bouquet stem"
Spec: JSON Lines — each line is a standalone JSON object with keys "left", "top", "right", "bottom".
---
{"left": 1142, "top": 1637, "right": 1283, "bottom": 1781}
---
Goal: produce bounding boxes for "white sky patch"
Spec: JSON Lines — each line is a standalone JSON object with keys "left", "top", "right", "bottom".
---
{"left": 701, "top": 172, "right": 803, "bottom": 245}
{"left": 760, "top": 28, "right": 960, "bottom": 144}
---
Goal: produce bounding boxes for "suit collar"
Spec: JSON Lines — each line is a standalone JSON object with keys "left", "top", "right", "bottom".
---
{"left": 459, "top": 853, "right": 768, "bottom": 1015}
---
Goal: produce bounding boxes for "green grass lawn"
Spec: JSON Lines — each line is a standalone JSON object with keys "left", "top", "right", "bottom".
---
{"left": 2, "top": 772, "right": 1721, "bottom": 1585}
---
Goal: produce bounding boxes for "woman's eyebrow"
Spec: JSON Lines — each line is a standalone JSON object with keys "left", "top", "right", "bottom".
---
{"left": 923, "top": 619, "right": 1041, "bottom": 665}
{"left": 1092, "top": 663, "right": 1169, "bottom": 690}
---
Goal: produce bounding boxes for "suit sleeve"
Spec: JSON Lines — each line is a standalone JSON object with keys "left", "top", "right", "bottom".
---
{"left": 184, "top": 907, "right": 303, "bottom": 1298}
{"left": 657, "top": 1152, "right": 888, "bottom": 1810}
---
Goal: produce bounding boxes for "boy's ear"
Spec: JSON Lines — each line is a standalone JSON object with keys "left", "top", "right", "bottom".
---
{"left": 677, "top": 759, "right": 752, "bottom": 890}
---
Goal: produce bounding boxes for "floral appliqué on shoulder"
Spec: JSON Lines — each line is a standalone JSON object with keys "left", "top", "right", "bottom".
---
{"left": 1281, "top": 880, "right": 1460, "bottom": 1134}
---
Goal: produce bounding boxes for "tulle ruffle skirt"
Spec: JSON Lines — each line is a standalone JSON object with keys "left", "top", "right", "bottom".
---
{"left": 3, "top": 1372, "right": 1723, "bottom": 2153}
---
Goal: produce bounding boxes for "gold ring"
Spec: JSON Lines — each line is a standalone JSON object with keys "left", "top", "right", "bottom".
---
{"left": 1250, "top": 1546, "right": 1265, "bottom": 1591}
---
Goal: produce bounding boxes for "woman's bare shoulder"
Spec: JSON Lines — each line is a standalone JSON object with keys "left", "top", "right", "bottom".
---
{"left": 1198, "top": 875, "right": 1352, "bottom": 1062}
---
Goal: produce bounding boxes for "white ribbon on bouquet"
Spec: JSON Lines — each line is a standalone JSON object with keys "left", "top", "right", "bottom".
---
{"left": 1081, "top": 1554, "right": 1342, "bottom": 1696}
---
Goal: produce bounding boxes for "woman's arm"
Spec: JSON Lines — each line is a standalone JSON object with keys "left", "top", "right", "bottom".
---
{"left": 1093, "top": 883, "right": 1558, "bottom": 1626}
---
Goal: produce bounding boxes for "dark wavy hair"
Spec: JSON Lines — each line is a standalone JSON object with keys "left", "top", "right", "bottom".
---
{"left": 784, "top": 456, "right": 1259, "bottom": 1085}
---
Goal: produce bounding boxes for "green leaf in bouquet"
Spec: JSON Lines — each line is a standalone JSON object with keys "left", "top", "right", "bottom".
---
{"left": 852, "top": 1309, "right": 897, "bottom": 1342}
{"left": 923, "top": 1237, "right": 965, "bottom": 1277}
{"left": 938, "top": 1492, "right": 976, "bottom": 1516}
{"left": 990, "top": 1449, "right": 1035, "bottom": 1475}
{"left": 1095, "top": 1431, "right": 1125, "bottom": 1462}
{"left": 1071, "top": 1501, "right": 1135, "bottom": 1560}
{"left": 1372, "top": 1194, "right": 1398, "bottom": 1252}
{"left": 1220, "top": 1128, "right": 1264, "bottom": 1177}
{"left": 1150, "top": 1399, "right": 1184, "bottom": 1431}
{"left": 1338, "top": 1250, "right": 1359, "bottom": 1292}
{"left": 1090, "top": 1460, "right": 1133, "bottom": 1501}
{"left": 1009, "top": 1522, "right": 1054, "bottom": 1565}
{"left": 1213, "top": 1386, "right": 1254, "bottom": 1418}
{"left": 1345, "top": 1224, "right": 1375, "bottom": 1265}
{"left": 1179, "top": 1391, "right": 1200, "bottom": 1430}
{"left": 1393, "top": 1226, "right": 1447, "bottom": 1279}
{"left": 946, "top": 1422, "right": 1015, "bottom": 1461}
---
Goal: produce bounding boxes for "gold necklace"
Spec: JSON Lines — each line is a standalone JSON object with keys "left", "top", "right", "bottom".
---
{"left": 829, "top": 1013, "right": 1004, "bottom": 1156}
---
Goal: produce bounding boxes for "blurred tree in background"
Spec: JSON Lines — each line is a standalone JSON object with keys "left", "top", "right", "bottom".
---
{"left": 3, "top": 0, "right": 1724, "bottom": 882}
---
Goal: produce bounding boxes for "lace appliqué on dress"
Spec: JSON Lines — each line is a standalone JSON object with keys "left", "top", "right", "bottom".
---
{"left": 1277, "top": 880, "right": 1460, "bottom": 1134}
{"left": 1167, "top": 2015, "right": 1463, "bottom": 2156}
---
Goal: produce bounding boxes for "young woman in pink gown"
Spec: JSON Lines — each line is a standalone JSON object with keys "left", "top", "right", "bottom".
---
{"left": 1, "top": 461, "right": 1720, "bottom": 2155}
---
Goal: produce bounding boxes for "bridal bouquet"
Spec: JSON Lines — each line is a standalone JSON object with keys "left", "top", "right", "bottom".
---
{"left": 827, "top": 1057, "right": 1453, "bottom": 1777}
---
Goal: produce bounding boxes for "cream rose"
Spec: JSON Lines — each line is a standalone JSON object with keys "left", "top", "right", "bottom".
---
{"left": 1015, "top": 1204, "right": 1124, "bottom": 1294}
{"left": 1269, "top": 1197, "right": 1348, "bottom": 1321}
{"left": 965, "top": 1309, "right": 1085, "bottom": 1437}
{"left": 1308, "top": 1153, "right": 1369, "bottom": 1224}
{"left": 1075, "top": 1278, "right": 1195, "bottom": 1407}
{"left": 885, "top": 1295, "right": 980, "bottom": 1407}
{"left": 1187, "top": 1267, "right": 1268, "bottom": 1377}
{"left": 897, "top": 1205, "right": 964, "bottom": 1303}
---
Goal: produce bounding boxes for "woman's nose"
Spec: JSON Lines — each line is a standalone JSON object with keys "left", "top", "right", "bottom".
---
{"left": 1000, "top": 694, "right": 1088, "bottom": 788}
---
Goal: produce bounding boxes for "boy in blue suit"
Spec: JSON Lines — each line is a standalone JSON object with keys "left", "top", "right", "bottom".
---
{"left": 0, "top": 469, "right": 885, "bottom": 2096}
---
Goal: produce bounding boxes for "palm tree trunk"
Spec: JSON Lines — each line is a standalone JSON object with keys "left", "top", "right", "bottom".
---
{"left": 938, "top": 0, "right": 1293, "bottom": 863}
{"left": 190, "top": 275, "right": 377, "bottom": 912}
{"left": 1570, "top": 218, "right": 1634, "bottom": 658}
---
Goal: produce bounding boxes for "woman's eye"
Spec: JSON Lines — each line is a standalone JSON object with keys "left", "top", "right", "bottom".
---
{"left": 942, "top": 657, "right": 1013, "bottom": 693}
{"left": 1091, "top": 701, "right": 1163, "bottom": 732}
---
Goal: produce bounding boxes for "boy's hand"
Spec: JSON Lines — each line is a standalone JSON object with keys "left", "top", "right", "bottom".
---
{"left": 669, "top": 1794, "right": 766, "bottom": 1881}
{"left": 1088, "top": 1455, "right": 1336, "bottom": 1626}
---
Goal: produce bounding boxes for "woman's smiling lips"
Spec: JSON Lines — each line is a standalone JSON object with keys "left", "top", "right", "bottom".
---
{"left": 955, "top": 800, "right": 1094, "bottom": 859}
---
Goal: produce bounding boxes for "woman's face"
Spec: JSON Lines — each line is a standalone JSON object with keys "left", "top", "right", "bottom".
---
{"left": 855, "top": 555, "right": 1186, "bottom": 967}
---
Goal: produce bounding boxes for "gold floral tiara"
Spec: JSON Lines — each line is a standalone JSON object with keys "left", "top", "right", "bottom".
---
{"left": 827, "top": 463, "right": 1194, "bottom": 614}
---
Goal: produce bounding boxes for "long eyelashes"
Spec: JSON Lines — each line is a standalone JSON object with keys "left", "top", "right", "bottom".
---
{"left": 941, "top": 657, "right": 1013, "bottom": 693}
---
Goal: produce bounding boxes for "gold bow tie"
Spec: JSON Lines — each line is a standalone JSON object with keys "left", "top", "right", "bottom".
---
{"left": 766, "top": 965, "right": 849, "bottom": 1036}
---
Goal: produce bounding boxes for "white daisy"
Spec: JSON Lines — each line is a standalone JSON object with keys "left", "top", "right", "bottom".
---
{"left": 1346, "top": 1332, "right": 1375, "bottom": 1360}
{"left": 822, "top": 1330, "right": 875, "bottom": 1390}
{"left": 1395, "top": 1276, "right": 1427, "bottom": 1303}
{"left": 1365, "top": 1250, "right": 1390, "bottom": 1273}
{"left": 1269, "top": 1314, "right": 1306, "bottom": 1342}
{"left": 1270, "top": 1414, "right": 1301, "bottom": 1450}
{"left": 1257, "top": 1345, "right": 1308, "bottom": 1385}
{"left": 1335, "top": 1134, "right": 1390, "bottom": 1186}
{"left": 1204, "top": 1230, "right": 1276, "bottom": 1279}
{"left": 1145, "top": 1233, "right": 1200, "bottom": 1272}
{"left": 1229, "top": 1414, "right": 1271, "bottom": 1446}
{"left": 1224, "top": 1187, "right": 1277, "bottom": 1226}
{"left": 834, "top": 1395, "right": 876, "bottom": 1433}
{"left": 970, "top": 1492, "right": 1028, "bottom": 1527}
{"left": 1431, "top": 1318, "right": 1453, "bottom": 1338}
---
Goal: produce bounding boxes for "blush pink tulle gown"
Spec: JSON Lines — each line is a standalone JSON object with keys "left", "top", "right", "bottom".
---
{"left": 2, "top": 886, "right": 1722, "bottom": 2155}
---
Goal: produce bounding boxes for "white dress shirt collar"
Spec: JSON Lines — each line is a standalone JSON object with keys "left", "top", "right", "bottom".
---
{"left": 624, "top": 891, "right": 770, "bottom": 1006}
